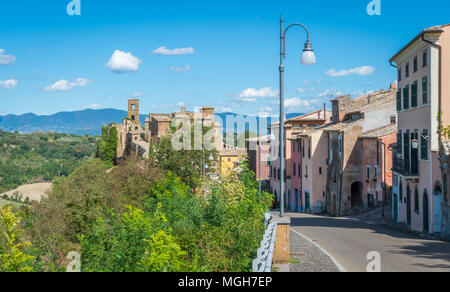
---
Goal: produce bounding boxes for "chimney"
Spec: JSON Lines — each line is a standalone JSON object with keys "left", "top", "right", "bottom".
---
{"left": 323, "top": 103, "right": 326, "bottom": 120}
{"left": 390, "top": 82, "right": 397, "bottom": 89}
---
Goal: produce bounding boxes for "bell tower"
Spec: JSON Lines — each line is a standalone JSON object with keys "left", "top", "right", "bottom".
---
{"left": 128, "top": 99, "right": 140, "bottom": 124}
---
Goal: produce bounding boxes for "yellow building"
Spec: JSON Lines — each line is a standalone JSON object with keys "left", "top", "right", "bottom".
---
{"left": 219, "top": 149, "right": 247, "bottom": 175}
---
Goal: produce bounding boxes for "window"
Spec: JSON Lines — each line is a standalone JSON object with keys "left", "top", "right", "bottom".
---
{"left": 292, "top": 142, "right": 296, "bottom": 152}
{"left": 305, "top": 165, "right": 308, "bottom": 177}
{"left": 423, "top": 49, "right": 428, "bottom": 67}
{"left": 338, "top": 135, "right": 343, "bottom": 154}
{"left": 319, "top": 167, "right": 322, "bottom": 175}
{"left": 374, "top": 165, "right": 378, "bottom": 179}
{"left": 413, "top": 56, "right": 418, "bottom": 72}
{"left": 397, "top": 90, "right": 402, "bottom": 111}
{"left": 298, "top": 141, "right": 301, "bottom": 152}
{"left": 308, "top": 140, "right": 311, "bottom": 158}
{"left": 299, "top": 163, "right": 302, "bottom": 177}
{"left": 397, "top": 130, "right": 402, "bottom": 154}
{"left": 422, "top": 76, "right": 428, "bottom": 104}
{"left": 398, "top": 68, "right": 402, "bottom": 82}
{"left": 421, "top": 129, "right": 428, "bottom": 160}
{"left": 293, "top": 163, "right": 296, "bottom": 176}
{"left": 405, "top": 62, "right": 409, "bottom": 78}
{"left": 403, "top": 85, "right": 409, "bottom": 110}
{"left": 414, "top": 187, "right": 419, "bottom": 213}
{"left": 366, "top": 166, "right": 371, "bottom": 179}
{"left": 411, "top": 81, "right": 418, "bottom": 108}
{"left": 302, "top": 140, "right": 305, "bottom": 157}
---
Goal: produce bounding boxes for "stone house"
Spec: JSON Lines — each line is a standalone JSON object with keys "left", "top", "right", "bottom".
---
{"left": 324, "top": 86, "right": 397, "bottom": 216}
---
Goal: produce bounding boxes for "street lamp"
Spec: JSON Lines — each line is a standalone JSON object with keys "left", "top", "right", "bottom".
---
{"left": 279, "top": 15, "right": 316, "bottom": 217}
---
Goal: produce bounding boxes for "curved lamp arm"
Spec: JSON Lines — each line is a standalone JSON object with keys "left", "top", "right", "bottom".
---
{"left": 282, "top": 23, "right": 311, "bottom": 58}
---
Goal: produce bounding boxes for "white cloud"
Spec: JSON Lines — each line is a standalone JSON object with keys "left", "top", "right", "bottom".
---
{"left": 258, "top": 106, "right": 272, "bottom": 112}
{"left": 106, "top": 50, "right": 142, "bottom": 73}
{"left": 170, "top": 65, "right": 191, "bottom": 73}
{"left": 297, "top": 88, "right": 306, "bottom": 94}
{"left": 152, "top": 46, "right": 195, "bottom": 55}
{"left": 237, "top": 87, "right": 279, "bottom": 102}
{"left": 216, "top": 107, "right": 233, "bottom": 113}
{"left": 131, "top": 92, "right": 143, "bottom": 97}
{"left": 0, "top": 79, "right": 18, "bottom": 89}
{"left": 84, "top": 104, "right": 101, "bottom": 110}
{"left": 44, "top": 78, "right": 89, "bottom": 92}
{"left": 318, "top": 88, "right": 342, "bottom": 97}
{"left": 303, "top": 80, "right": 310, "bottom": 85}
{"left": 326, "top": 66, "right": 375, "bottom": 77}
{"left": 285, "top": 97, "right": 311, "bottom": 108}
{"left": 0, "top": 49, "right": 16, "bottom": 65}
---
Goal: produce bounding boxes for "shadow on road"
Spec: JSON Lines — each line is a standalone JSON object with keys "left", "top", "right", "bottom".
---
{"left": 289, "top": 214, "right": 450, "bottom": 270}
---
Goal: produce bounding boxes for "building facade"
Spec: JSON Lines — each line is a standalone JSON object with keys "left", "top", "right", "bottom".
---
{"left": 325, "top": 87, "right": 397, "bottom": 216}
{"left": 390, "top": 24, "right": 450, "bottom": 234}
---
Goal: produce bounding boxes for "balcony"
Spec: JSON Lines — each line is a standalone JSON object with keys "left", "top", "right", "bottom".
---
{"left": 393, "top": 156, "right": 419, "bottom": 180}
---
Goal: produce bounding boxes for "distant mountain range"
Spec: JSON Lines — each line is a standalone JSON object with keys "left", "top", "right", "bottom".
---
{"left": 0, "top": 109, "right": 303, "bottom": 136}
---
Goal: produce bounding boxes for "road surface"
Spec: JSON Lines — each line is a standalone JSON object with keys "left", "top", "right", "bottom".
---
{"left": 288, "top": 212, "right": 450, "bottom": 272}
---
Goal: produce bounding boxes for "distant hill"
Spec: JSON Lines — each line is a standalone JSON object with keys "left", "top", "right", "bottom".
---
{"left": 0, "top": 109, "right": 304, "bottom": 136}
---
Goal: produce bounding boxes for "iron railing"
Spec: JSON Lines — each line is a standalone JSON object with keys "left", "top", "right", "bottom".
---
{"left": 393, "top": 156, "right": 419, "bottom": 177}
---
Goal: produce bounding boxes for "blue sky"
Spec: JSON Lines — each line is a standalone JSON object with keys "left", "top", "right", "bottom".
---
{"left": 0, "top": 0, "right": 449, "bottom": 116}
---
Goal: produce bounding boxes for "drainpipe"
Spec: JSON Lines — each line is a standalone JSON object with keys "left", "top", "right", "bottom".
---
{"left": 422, "top": 33, "right": 442, "bottom": 234}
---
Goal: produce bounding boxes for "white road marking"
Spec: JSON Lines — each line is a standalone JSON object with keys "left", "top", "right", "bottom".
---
{"left": 290, "top": 227, "right": 347, "bottom": 272}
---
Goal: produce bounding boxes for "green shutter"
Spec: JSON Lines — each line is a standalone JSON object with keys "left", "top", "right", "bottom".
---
{"left": 397, "top": 90, "right": 402, "bottom": 111}
{"left": 403, "top": 85, "right": 409, "bottom": 109}
{"left": 397, "top": 131, "right": 402, "bottom": 154}
{"left": 421, "top": 129, "right": 428, "bottom": 160}
{"left": 422, "top": 76, "right": 428, "bottom": 104}
{"left": 411, "top": 82, "right": 418, "bottom": 107}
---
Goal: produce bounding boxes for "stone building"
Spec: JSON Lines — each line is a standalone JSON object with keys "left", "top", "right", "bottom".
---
{"left": 324, "top": 86, "right": 397, "bottom": 216}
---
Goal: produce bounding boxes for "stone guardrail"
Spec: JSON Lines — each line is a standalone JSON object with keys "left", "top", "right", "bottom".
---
{"left": 252, "top": 213, "right": 277, "bottom": 272}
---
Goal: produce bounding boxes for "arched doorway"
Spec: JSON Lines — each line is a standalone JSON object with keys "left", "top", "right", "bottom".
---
{"left": 433, "top": 182, "right": 443, "bottom": 233}
{"left": 351, "top": 182, "right": 363, "bottom": 209}
{"left": 406, "top": 184, "right": 411, "bottom": 226}
{"left": 423, "top": 189, "right": 429, "bottom": 233}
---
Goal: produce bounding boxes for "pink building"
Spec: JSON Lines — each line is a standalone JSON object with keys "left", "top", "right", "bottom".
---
{"left": 247, "top": 136, "right": 271, "bottom": 187}
{"left": 390, "top": 24, "right": 450, "bottom": 234}
{"left": 359, "top": 123, "right": 397, "bottom": 210}
{"left": 269, "top": 109, "right": 331, "bottom": 211}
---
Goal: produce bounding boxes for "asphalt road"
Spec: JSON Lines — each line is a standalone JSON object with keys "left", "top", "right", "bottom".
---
{"left": 287, "top": 212, "right": 450, "bottom": 272}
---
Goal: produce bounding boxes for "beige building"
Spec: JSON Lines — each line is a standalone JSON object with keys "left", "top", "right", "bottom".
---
{"left": 390, "top": 24, "right": 450, "bottom": 234}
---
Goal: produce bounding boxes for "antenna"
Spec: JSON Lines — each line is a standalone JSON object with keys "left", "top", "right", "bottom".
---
{"left": 359, "top": 84, "right": 373, "bottom": 95}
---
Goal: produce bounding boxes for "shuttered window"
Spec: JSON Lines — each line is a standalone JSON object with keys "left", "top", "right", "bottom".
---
{"left": 421, "top": 129, "right": 428, "bottom": 160}
{"left": 403, "top": 85, "right": 409, "bottom": 110}
{"left": 411, "top": 81, "right": 418, "bottom": 108}
{"left": 422, "top": 76, "right": 428, "bottom": 104}
{"left": 397, "top": 90, "right": 402, "bottom": 111}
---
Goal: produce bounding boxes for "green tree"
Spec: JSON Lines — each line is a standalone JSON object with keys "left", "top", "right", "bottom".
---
{"left": 0, "top": 206, "right": 34, "bottom": 272}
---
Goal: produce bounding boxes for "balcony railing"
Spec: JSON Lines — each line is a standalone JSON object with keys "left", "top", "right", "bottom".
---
{"left": 393, "top": 156, "right": 419, "bottom": 178}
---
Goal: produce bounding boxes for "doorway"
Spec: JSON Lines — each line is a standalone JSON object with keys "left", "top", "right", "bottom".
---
{"left": 406, "top": 185, "right": 411, "bottom": 226}
{"left": 351, "top": 182, "right": 363, "bottom": 209}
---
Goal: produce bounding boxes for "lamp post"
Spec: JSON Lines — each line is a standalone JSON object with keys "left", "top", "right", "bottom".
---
{"left": 279, "top": 15, "right": 316, "bottom": 217}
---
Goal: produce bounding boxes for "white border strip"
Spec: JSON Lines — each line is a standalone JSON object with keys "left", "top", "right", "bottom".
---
{"left": 290, "top": 228, "right": 347, "bottom": 272}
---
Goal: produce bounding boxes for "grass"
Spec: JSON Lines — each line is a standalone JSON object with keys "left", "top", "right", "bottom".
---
{"left": 0, "top": 198, "right": 24, "bottom": 209}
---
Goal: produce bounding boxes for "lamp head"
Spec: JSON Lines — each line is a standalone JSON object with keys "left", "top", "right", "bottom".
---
{"left": 301, "top": 41, "right": 316, "bottom": 65}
